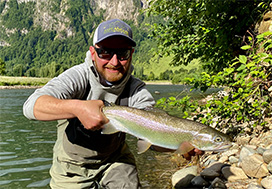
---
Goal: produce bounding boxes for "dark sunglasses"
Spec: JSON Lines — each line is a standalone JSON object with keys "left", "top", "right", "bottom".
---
{"left": 94, "top": 47, "right": 132, "bottom": 61}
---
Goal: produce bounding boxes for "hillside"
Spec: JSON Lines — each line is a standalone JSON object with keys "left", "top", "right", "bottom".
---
{"left": 0, "top": 0, "right": 189, "bottom": 80}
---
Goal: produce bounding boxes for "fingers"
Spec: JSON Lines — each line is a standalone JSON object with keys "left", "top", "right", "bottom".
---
{"left": 183, "top": 148, "right": 204, "bottom": 160}
{"left": 76, "top": 100, "right": 109, "bottom": 131}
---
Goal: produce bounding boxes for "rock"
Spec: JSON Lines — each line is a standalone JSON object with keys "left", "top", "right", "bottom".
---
{"left": 221, "top": 149, "right": 239, "bottom": 157}
{"left": 239, "top": 146, "right": 257, "bottom": 162}
{"left": 250, "top": 137, "right": 261, "bottom": 146}
{"left": 236, "top": 136, "right": 251, "bottom": 145}
{"left": 219, "top": 155, "right": 229, "bottom": 163}
{"left": 244, "top": 144, "right": 257, "bottom": 150}
{"left": 221, "top": 166, "right": 248, "bottom": 182}
{"left": 257, "top": 147, "right": 266, "bottom": 155}
{"left": 202, "top": 155, "right": 218, "bottom": 168}
{"left": 263, "top": 149, "right": 272, "bottom": 164}
{"left": 241, "top": 154, "right": 269, "bottom": 178}
{"left": 261, "top": 176, "right": 272, "bottom": 189}
{"left": 209, "top": 177, "right": 226, "bottom": 189}
{"left": 191, "top": 176, "right": 210, "bottom": 187}
{"left": 229, "top": 156, "right": 239, "bottom": 164}
{"left": 247, "top": 183, "right": 264, "bottom": 189}
{"left": 200, "top": 162, "right": 225, "bottom": 180}
{"left": 172, "top": 166, "right": 197, "bottom": 188}
{"left": 267, "top": 161, "right": 272, "bottom": 173}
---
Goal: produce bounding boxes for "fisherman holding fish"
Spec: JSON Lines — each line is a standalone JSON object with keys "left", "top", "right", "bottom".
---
{"left": 23, "top": 19, "right": 205, "bottom": 188}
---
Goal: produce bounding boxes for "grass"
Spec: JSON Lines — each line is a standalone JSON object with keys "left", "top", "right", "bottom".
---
{"left": 0, "top": 76, "right": 172, "bottom": 87}
{"left": 0, "top": 76, "right": 51, "bottom": 86}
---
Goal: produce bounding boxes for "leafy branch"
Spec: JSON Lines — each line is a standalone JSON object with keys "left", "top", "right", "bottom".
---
{"left": 157, "top": 31, "right": 272, "bottom": 134}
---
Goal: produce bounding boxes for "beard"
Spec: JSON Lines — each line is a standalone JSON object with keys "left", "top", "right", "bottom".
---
{"left": 95, "top": 59, "right": 131, "bottom": 83}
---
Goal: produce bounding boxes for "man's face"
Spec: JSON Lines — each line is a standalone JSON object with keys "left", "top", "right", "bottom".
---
{"left": 90, "top": 36, "right": 134, "bottom": 83}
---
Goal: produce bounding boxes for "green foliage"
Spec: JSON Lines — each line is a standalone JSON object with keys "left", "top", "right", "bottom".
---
{"left": 146, "top": 0, "right": 271, "bottom": 73}
{"left": 2, "top": 0, "right": 35, "bottom": 30}
{"left": 0, "top": 1, "right": 161, "bottom": 78}
{"left": 0, "top": 0, "right": 105, "bottom": 77}
{"left": 0, "top": 58, "right": 6, "bottom": 75}
{"left": 157, "top": 31, "right": 272, "bottom": 132}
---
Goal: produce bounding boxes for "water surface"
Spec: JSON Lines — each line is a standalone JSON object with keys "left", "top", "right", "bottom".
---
{"left": 0, "top": 85, "right": 219, "bottom": 188}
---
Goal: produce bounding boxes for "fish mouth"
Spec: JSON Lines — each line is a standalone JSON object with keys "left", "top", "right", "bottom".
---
{"left": 212, "top": 143, "right": 233, "bottom": 152}
{"left": 200, "top": 142, "right": 233, "bottom": 152}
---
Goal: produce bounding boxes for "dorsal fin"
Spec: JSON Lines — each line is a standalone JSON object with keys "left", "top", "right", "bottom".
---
{"left": 103, "top": 100, "right": 115, "bottom": 107}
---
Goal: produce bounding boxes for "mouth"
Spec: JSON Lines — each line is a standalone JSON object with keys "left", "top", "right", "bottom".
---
{"left": 105, "top": 66, "right": 122, "bottom": 73}
{"left": 213, "top": 142, "right": 233, "bottom": 151}
{"left": 200, "top": 142, "right": 233, "bottom": 152}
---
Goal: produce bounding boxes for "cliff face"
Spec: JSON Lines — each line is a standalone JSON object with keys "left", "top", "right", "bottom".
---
{"left": 0, "top": 0, "right": 148, "bottom": 45}
{"left": 93, "top": 0, "right": 145, "bottom": 21}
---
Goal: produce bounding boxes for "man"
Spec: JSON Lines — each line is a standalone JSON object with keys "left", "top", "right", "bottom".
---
{"left": 23, "top": 19, "right": 202, "bottom": 188}
{"left": 24, "top": 19, "right": 156, "bottom": 188}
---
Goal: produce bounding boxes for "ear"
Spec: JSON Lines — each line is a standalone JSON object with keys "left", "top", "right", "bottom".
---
{"left": 89, "top": 46, "right": 96, "bottom": 61}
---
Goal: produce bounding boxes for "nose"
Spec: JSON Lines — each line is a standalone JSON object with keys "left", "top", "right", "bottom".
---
{"left": 109, "top": 54, "right": 119, "bottom": 66}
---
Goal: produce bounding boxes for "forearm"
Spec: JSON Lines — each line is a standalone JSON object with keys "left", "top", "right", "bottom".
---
{"left": 33, "top": 95, "right": 108, "bottom": 130}
{"left": 33, "top": 95, "right": 80, "bottom": 121}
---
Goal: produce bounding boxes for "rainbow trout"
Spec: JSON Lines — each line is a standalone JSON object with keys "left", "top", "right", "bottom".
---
{"left": 102, "top": 105, "right": 232, "bottom": 154}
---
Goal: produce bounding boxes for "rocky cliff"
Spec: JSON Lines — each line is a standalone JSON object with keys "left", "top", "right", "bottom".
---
{"left": 0, "top": 0, "right": 148, "bottom": 45}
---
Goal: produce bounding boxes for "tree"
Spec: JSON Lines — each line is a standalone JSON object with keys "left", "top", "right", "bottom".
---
{"left": 146, "top": 0, "right": 271, "bottom": 73}
{"left": 0, "top": 58, "right": 6, "bottom": 75}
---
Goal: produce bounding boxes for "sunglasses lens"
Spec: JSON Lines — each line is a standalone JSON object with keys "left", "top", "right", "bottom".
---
{"left": 118, "top": 50, "right": 131, "bottom": 60}
{"left": 95, "top": 47, "right": 131, "bottom": 60}
{"left": 98, "top": 49, "right": 112, "bottom": 60}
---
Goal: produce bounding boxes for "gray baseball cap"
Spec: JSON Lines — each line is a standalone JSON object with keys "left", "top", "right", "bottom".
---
{"left": 93, "top": 19, "right": 136, "bottom": 47}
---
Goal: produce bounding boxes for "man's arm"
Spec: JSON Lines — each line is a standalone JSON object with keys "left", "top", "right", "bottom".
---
{"left": 33, "top": 95, "right": 108, "bottom": 131}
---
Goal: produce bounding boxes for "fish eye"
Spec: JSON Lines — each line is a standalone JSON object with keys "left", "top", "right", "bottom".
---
{"left": 214, "top": 136, "right": 223, "bottom": 142}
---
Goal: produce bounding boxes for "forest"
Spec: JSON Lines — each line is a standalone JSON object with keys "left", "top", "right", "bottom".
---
{"left": 1, "top": 0, "right": 270, "bottom": 83}
{"left": 0, "top": 0, "right": 162, "bottom": 79}
{"left": 0, "top": 0, "right": 272, "bottom": 135}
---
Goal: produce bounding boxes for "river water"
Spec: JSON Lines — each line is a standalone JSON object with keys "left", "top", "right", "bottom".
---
{"left": 0, "top": 85, "right": 219, "bottom": 188}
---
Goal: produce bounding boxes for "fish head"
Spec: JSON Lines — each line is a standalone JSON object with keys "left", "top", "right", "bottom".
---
{"left": 192, "top": 127, "right": 232, "bottom": 152}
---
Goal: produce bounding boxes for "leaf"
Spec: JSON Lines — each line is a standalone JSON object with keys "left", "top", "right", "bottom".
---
{"left": 237, "top": 64, "right": 246, "bottom": 72}
{"left": 240, "top": 45, "right": 251, "bottom": 50}
{"left": 239, "top": 55, "right": 247, "bottom": 64}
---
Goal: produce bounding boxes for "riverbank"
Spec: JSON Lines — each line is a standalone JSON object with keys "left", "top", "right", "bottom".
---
{"left": 0, "top": 76, "right": 51, "bottom": 89}
{"left": 0, "top": 76, "right": 173, "bottom": 89}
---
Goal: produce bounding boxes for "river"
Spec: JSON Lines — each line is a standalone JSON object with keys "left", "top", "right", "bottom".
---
{"left": 0, "top": 85, "right": 220, "bottom": 188}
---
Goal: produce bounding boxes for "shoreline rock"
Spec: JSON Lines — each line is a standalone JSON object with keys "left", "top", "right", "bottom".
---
{"left": 172, "top": 129, "right": 272, "bottom": 189}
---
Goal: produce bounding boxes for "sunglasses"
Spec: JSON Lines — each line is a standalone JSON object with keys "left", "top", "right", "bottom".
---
{"left": 94, "top": 47, "right": 132, "bottom": 61}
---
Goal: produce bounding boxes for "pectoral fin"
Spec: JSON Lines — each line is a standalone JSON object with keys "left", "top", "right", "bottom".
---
{"left": 176, "top": 141, "right": 195, "bottom": 155}
{"left": 101, "top": 122, "right": 119, "bottom": 134}
{"left": 137, "top": 140, "right": 152, "bottom": 154}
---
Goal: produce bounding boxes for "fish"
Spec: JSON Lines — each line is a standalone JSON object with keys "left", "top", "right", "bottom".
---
{"left": 102, "top": 104, "right": 232, "bottom": 155}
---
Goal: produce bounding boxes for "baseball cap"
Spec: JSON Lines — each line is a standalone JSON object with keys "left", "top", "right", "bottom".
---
{"left": 93, "top": 19, "right": 136, "bottom": 47}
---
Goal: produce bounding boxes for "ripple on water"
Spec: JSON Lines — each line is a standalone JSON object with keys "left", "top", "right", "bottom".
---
{"left": 0, "top": 155, "right": 18, "bottom": 160}
{"left": 0, "top": 152, "right": 15, "bottom": 155}
{"left": 0, "top": 178, "right": 31, "bottom": 185}
{"left": 27, "top": 178, "right": 51, "bottom": 187}
{"left": 0, "top": 164, "right": 52, "bottom": 177}
{"left": 30, "top": 141, "right": 56, "bottom": 144}
{"left": 0, "top": 157, "right": 52, "bottom": 166}
{"left": 0, "top": 142, "right": 10, "bottom": 145}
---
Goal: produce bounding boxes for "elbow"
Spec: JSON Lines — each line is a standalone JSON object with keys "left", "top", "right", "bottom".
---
{"left": 23, "top": 98, "right": 36, "bottom": 120}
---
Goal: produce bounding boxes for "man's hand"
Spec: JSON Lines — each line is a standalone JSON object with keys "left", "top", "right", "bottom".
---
{"left": 183, "top": 148, "right": 204, "bottom": 160}
{"left": 75, "top": 100, "right": 109, "bottom": 131}
{"left": 151, "top": 145, "right": 204, "bottom": 160}
{"left": 34, "top": 96, "right": 108, "bottom": 131}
